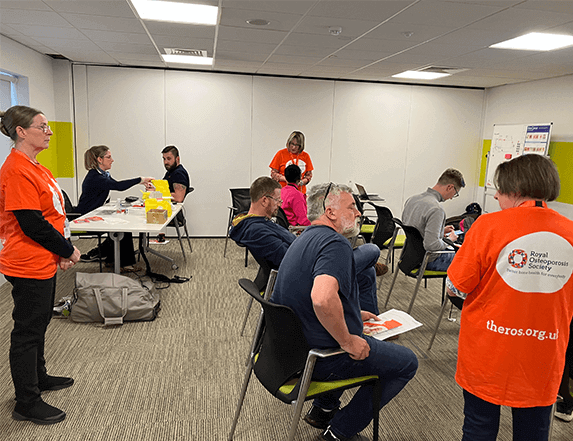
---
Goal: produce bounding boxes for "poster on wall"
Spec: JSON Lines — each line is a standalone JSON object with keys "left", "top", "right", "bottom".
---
{"left": 485, "top": 123, "right": 552, "bottom": 189}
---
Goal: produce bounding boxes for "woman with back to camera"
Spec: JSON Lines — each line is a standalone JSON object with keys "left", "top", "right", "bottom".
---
{"left": 269, "top": 130, "right": 314, "bottom": 194}
{"left": 76, "top": 145, "right": 152, "bottom": 269}
{"left": 0, "top": 105, "right": 81, "bottom": 424}
{"left": 446, "top": 154, "right": 573, "bottom": 440}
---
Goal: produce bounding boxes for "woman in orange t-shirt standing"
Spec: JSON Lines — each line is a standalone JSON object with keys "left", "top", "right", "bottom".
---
{"left": 269, "top": 131, "right": 314, "bottom": 194}
{"left": 447, "top": 154, "right": 573, "bottom": 441}
{"left": 0, "top": 106, "right": 81, "bottom": 425}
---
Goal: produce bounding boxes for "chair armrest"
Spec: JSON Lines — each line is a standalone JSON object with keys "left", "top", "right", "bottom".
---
{"left": 309, "top": 347, "right": 346, "bottom": 359}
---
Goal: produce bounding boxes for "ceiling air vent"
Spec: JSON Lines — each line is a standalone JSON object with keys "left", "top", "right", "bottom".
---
{"left": 418, "top": 66, "right": 468, "bottom": 75}
{"left": 47, "top": 54, "right": 71, "bottom": 61}
{"left": 164, "top": 48, "right": 207, "bottom": 57}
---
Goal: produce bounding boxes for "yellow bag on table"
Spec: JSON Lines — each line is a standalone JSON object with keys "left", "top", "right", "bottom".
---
{"left": 151, "top": 179, "right": 171, "bottom": 198}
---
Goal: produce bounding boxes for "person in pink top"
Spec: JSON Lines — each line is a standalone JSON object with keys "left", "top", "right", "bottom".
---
{"left": 281, "top": 164, "right": 311, "bottom": 226}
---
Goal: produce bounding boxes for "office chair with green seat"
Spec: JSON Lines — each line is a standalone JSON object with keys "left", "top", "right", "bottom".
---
{"left": 384, "top": 218, "right": 455, "bottom": 315}
{"left": 228, "top": 278, "right": 381, "bottom": 441}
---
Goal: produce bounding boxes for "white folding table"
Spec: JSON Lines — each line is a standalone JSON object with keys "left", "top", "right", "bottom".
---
{"left": 70, "top": 204, "right": 183, "bottom": 274}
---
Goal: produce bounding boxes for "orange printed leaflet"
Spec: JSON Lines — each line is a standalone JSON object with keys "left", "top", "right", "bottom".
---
{"left": 363, "top": 319, "right": 402, "bottom": 336}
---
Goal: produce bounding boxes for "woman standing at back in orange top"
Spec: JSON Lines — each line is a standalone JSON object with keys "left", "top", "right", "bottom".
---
{"left": 269, "top": 130, "right": 314, "bottom": 194}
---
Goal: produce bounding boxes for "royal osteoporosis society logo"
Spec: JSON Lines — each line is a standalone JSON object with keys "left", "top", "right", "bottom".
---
{"left": 496, "top": 232, "right": 573, "bottom": 293}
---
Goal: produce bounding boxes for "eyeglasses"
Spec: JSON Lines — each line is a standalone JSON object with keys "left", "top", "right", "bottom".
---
{"left": 323, "top": 182, "right": 333, "bottom": 211}
{"left": 453, "top": 186, "right": 460, "bottom": 198}
{"left": 266, "top": 195, "right": 282, "bottom": 205}
{"left": 102, "top": 155, "right": 112, "bottom": 159}
{"left": 289, "top": 142, "right": 301, "bottom": 148}
{"left": 29, "top": 124, "right": 51, "bottom": 134}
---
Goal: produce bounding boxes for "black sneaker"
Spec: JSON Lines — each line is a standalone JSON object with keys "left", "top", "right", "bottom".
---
{"left": 320, "top": 426, "right": 369, "bottom": 441}
{"left": 304, "top": 405, "right": 340, "bottom": 429}
{"left": 12, "top": 400, "right": 66, "bottom": 425}
{"left": 555, "top": 400, "right": 573, "bottom": 422}
{"left": 80, "top": 249, "right": 104, "bottom": 262}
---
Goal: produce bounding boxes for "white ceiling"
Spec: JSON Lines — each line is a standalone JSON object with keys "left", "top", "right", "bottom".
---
{"left": 2, "top": 0, "right": 573, "bottom": 88}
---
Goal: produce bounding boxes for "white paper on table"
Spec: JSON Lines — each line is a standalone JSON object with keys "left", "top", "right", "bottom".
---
{"left": 363, "top": 309, "right": 423, "bottom": 341}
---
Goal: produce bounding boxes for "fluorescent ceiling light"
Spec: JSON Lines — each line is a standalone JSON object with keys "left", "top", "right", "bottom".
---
{"left": 392, "top": 70, "right": 450, "bottom": 80}
{"left": 132, "top": 0, "right": 218, "bottom": 25}
{"left": 162, "top": 54, "right": 213, "bottom": 66}
{"left": 490, "top": 32, "right": 573, "bottom": 51}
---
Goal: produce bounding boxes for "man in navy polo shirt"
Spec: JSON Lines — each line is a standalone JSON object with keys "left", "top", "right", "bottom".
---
{"left": 161, "top": 145, "right": 190, "bottom": 202}
{"left": 271, "top": 183, "right": 418, "bottom": 441}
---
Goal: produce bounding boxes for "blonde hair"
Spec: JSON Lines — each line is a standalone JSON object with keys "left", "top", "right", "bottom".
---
{"left": 286, "top": 131, "right": 305, "bottom": 153}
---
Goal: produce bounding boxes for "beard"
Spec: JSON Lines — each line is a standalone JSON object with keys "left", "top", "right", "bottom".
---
{"left": 164, "top": 163, "right": 177, "bottom": 172}
{"left": 341, "top": 215, "right": 360, "bottom": 239}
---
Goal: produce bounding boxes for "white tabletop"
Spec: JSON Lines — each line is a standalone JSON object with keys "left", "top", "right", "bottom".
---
{"left": 70, "top": 203, "right": 182, "bottom": 234}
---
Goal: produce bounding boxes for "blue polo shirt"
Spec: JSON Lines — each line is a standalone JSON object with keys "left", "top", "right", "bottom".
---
{"left": 271, "top": 225, "right": 362, "bottom": 349}
{"left": 163, "top": 164, "right": 190, "bottom": 195}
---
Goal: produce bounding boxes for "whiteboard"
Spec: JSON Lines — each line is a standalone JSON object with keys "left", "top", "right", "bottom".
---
{"left": 485, "top": 123, "right": 552, "bottom": 189}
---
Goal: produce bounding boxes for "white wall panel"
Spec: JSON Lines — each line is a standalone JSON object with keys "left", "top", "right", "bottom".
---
{"left": 82, "top": 66, "right": 166, "bottom": 202}
{"left": 331, "top": 82, "right": 412, "bottom": 217}
{"left": 252, "top": 76, "right": 335, "bottom": 186}
{"left": 406, "top": 86, "right": 484, "bottom": 218}
{"left": 165, "top": 70, "right": 253, "bottom": 236}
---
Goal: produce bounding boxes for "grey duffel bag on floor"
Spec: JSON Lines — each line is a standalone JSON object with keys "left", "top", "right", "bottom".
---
{"left": 71, "top": 272, "right": 160, "bottom": 325}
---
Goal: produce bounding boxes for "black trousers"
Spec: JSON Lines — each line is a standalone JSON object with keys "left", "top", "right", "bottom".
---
{"left": 6, "top": 274, "right": 56, "bottom": 405}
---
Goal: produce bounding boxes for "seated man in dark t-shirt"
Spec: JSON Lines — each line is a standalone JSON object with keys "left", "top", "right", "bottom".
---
{"left": 161, "top": 145, "right": 190, "bottom": 203}
{"left": 230, "top": 177, "right": 383, "bottom": 315}
{"left": 271, "top": 183, "right": 418, "bottom": 441}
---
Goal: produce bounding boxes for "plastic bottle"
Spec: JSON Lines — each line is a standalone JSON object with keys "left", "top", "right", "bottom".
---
{"left": 115, "top": 198, "right": 122, "bottom": 214}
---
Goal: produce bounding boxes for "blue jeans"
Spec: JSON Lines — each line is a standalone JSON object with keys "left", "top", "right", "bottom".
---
{"left": 312, "top": 335, "right": 418, "bottom": 439}
{"left": 353, "top": 244, "right": 380, "bottom": 314}
{"left": 426, "top": 251, "right": 455, "bottom": 271}
{"left": 462, "top": 389, "right": 552, "bottom": 441}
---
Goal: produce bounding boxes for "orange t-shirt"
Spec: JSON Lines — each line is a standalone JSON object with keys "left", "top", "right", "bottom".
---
{"left": 269, "top": 148, "right": 314, "bottom": 194}
{"left": 448, "top": 201, "right": 573, "bottom": 407}
{"left": 0, "top": 149, "right": 67, "bottom": 279}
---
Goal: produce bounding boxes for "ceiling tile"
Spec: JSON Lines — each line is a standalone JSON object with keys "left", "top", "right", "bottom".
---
{"left": 217, "top": 26, "right": 288, "bottom": 44}
{"left": 220, "top": 1, "right": 315, "bottom": 15}
{"left": 44, "top": 0, "right": 135, "bottom": 17}
{"left": 10, "top": 24, "right": 88, "bottom": 40}
{"left": 308, "top": 1, "right": 415, "bottom": 21}
{"left": 216, "top": 39, "right": 277, "bottom": 55}
{"left": 219, "top": 8, "right": 303, "bottom": 32}
{"left": 0, "top": 8, "right": 73, "bottom": 27}
{"left": 60, "top": 13, "right": 145, "bottom": 33}
{"left": 82, "top": 29, "right": 151, "bottom": 44}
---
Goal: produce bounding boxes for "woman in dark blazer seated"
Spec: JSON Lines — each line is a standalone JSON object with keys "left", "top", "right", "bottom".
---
{"left": 77, "top": 145, "right": 152, "bottom": 268}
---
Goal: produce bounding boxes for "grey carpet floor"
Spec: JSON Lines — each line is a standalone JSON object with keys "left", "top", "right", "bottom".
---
{"left": 0, "top": 238, "right": 571, "bottom": 441}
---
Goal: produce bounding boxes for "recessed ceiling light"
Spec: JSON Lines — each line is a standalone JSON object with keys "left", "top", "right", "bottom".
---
{"left": 392, "top": 70, "right": 450, "bottom": 80}
{"left": 132, "top": 0, "right": 218, "bottom": 25}
{"left": 246, "top": 19, "right": 270, "bottom": 26}
{"left": 490, "top": 32, "right": 573, "bottom": 51}
{"left": 162, "top": 54, "right": 213, "bottom": 66}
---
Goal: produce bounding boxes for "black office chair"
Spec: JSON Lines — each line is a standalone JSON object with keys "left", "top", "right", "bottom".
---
{"left": 169, "top": 186, "right": 194, "bottom": 256}
{"left": 228, "top": 278, "right": 381, "bottom": 441}
{"left": 224, "top": 188, "right": 251, "bottom": 266}
{"left": 384, "top": 218, "right": 455, "bottom": 315}
{"left": 366, "top": 202, "right": 404, "bottom": 272}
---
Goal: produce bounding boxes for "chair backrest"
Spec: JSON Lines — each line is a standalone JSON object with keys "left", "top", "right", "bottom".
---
{"left": 230, "top": 188, "right": 251, "bottom": 214}
{"left": 368, "top": 203, "right": 395, "bottom": 249}
{"left": 62, "top": 189, "right": 74, "bottom": 214}
{"left": 252, "top": 253, "right": 273, "bottom": 291}
{"left": 274, "top": 207, "right": 290, "bottom": 230}
{"left": 352, "top": 193, "right": 364, "bottom": 215}
{"left": 394, "top": 218, "right": 427, "bottom": 275}
{"left": 238, "top": 278, "right": 311, "bottom": 402}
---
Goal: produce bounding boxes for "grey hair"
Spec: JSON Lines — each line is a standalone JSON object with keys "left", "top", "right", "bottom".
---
{"left": 307, "top": 183, "right": 353, "bottom": 221}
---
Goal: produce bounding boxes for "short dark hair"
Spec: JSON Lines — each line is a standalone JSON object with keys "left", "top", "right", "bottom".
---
{"left": 438, "top": 168, "right": 465, "bottom": 189}
{"left": 284, "top": 164, "right": 301, "bottom": 184}
{"left": 162, "top": 145, "right": 179, "bottom": 158}
{"left": 494, "top": 154, "right": 560, "bottom": 201}
{"left": 250, "top": 177, "right": 281, "bottom": 203}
